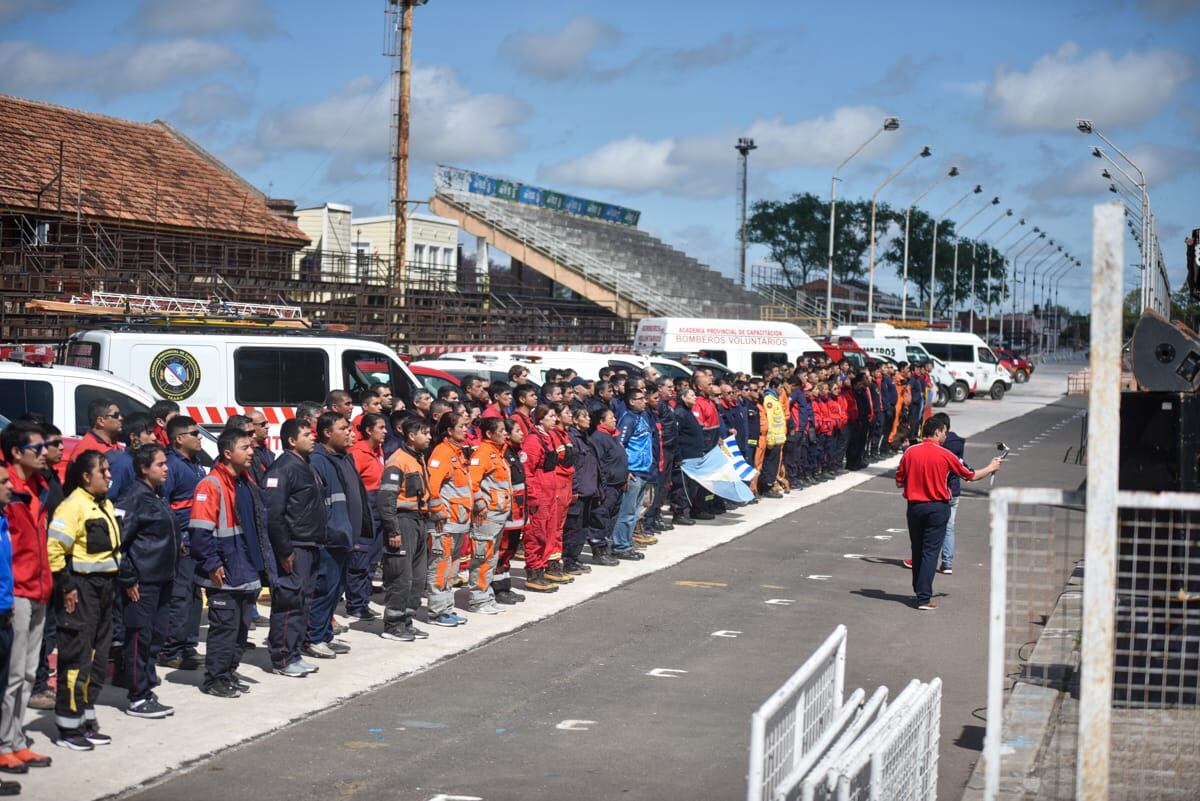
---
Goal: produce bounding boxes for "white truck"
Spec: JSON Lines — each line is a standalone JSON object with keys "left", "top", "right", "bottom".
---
{"left": 633, "top": 317, "right": 824, "bottom": 375}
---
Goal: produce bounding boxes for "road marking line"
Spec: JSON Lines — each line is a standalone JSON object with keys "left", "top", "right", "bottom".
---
{"left": 765, "top": 598, "right": 797, "bottom": 604}
{"left": 711, "top": 630, "right": 742, "bottom": 638}
{"left": 646, "top": 668, "right": 688, "bottom": 678}
{"left": 760, "top": 583, "right": 788, "bottom": 589}
{"left": 673, "top": 580, "right": 728, "bottom": 589}
{"left": 874, "top": 535, "right": 893, "bottom": 541}
{"left": 556, "top": 719, "right": 597, "bottom": 731}
{"left": 427, "top": 795, "right": 484, "bottom": 801}
{"left": 843, "top": 553, "right": 864, "bottom": 559}
{"left": 885, "top": 527, "right": 906, "bottom": 533}
{"left": 807, "top": 575, "right": 832, "bottom": 581}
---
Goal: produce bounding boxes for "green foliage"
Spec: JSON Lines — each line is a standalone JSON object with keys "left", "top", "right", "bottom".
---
{"left": 745, "top": 193, "right": 889, "bottom": 288}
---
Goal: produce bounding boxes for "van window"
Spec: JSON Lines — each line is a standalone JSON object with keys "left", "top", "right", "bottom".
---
{"left": 978, "top": 347, "right": 997, "bottom": 364}
{"left": 697, "top": 350, "right": 728, "bottom": 365}
{"left": 922, "top": 342, "right": 950, "bottom": 361}
{"left": 64, "top": 341, "right": 100, "bottom": 370}
{"left": 235, "top": 348, "right": 328, "bottom": 406}
{"left": 751, "top": 352, "right": 789, "bottom": 375}
{"left": 0, "top": 379, "right": 53, "bottom": 422}
{"left": 950, "top": 344, "right": 975, "bottom": 362}
{"left": 74, "top": 385, "right": 151, "bottom": 436}
{"left": 906, "top": 346, "right": 929, "bottom": 363}
{"left": 651, "top": 361, "right": 690, "bottom": 380}
{"left": 342, "top": 350, "right": 412, "bottom": 406}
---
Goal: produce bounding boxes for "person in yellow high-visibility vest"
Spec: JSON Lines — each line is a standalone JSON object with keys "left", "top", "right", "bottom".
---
{"left": 760, "top": 378, "right": 788, "bottom": 498}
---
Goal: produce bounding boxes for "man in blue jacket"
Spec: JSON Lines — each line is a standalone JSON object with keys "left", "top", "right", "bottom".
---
{"left": 306, "top": 413, "right": 354, "bottom": 660}
{"left": 613, "top": 388, "right": 653, "bottom": 557}
{"left": 879, "top": 365, "right": 898, "bottom": 455}
{"left": 159, "top": 416, "right": 207, "bottom": 671}
{"left": 190, "top": 429, "right": 271, "bottom": 699}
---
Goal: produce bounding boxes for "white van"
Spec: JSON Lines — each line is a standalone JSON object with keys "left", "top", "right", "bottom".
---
{"left": 427, "top": 350, "right": 692, "bottom": 383}
{"left": 63, "top": 327, "right": 420, "bottom": 444}
{"left": 0, "top": 358, "right": 219, "bottom": 458}
{"left": 832, "top": 324, "right": 957, "bottom": 405}
{"left": 904, "top": 330, "right": 1013, "bottom": 400}
{"left": 633, "top": 318, "right": 823, "bottom": 376}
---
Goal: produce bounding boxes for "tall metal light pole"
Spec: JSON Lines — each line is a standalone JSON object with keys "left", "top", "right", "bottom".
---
{"left": 1001, "top": 230, "right": 1042, "bottom": 343}
{"left": 1012, "top": 235, "right": 1051, "bottom": 346}
{"left": 900, "top": 166, "right": 959, "bottom": 320}
{"left": 1035, "top": 253, "right": 1070, "bottom": 356}
{"left": 825, "top": 116, "right": 901, "bottom": 330}
{"left": 928, "top": 185, "right": 982, "bottom": 324}
{"left": 1052, "top": 259, "right": 1082, "bottom": 354}
{"left": 982, "top": 218, "right": 1024, "bottom": 340}
{"left": 966, "top": 208, "right": 1012, "bottom": 333}
{"left": 998, "top": 226, "right": 1036, "bottom": 345}
{"left": 387, "top": 0, "right": 427, "bottom": 296}
{"left": 1078, "top": 120, "right": 1149, "bottom": 308}
{"left": 735, "top": 137, "right": 757, "bottom": 289}
{"left": 949, "top": 196, "right": 1000, "bottom": 329}
{"left": 866, "top": 145, "right": 932, "bottom": 322}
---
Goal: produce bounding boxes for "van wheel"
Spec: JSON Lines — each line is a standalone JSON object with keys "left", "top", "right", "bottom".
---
{"left": 952, "top": 382, "right": 969, "bottom": 403}
{"left": 990, "top": 382, "right": 1007, "bottom": 401}
{"left": 1014, "top": 369, "right": 1029, "bottom": 384}
{"left": 934, "top": 385, "right": 950, "bottom": 407}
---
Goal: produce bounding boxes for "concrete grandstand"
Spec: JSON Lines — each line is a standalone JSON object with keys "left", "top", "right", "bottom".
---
{"left": 430, "top": 166, "right": 764, "bottom": 325}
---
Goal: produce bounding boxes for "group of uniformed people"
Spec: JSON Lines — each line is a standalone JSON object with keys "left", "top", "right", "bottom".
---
{"left": 0, "top": 352, "right": 940, "bottom": 791}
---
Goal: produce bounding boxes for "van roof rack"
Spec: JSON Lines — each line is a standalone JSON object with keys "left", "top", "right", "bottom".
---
{"left": 28, "top": 293, "right": 314, "bottom": 329}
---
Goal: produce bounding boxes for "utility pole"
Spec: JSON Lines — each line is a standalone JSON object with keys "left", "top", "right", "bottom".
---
{"left": 387, "top": 1, "right": 423, "bottom": 290}
{"left": 735, "top": 137, "right": 757, "bottom": 289}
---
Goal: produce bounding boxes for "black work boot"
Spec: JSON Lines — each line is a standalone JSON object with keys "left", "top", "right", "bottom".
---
{"left": 591, "top": 543, "right": 620, "bottom": 567}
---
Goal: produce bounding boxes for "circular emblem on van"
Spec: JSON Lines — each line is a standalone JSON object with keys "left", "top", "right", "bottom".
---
{"left": 149, "top": 348, "right": 201, "bottom": 401}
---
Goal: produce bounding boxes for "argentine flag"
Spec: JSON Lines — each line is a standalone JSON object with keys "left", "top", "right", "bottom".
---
{"left": 681, "top": 436, "right": 760, "bottom": 503}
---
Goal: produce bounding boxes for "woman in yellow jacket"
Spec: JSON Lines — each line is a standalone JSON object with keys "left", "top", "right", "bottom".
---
{"left": 426, "top": 413, "right": 481, "bottom": 627}
{"left": 466, "top": 417, "right": 511, "bottom": 615}
{"left": 46, "top": 450, "right": 119, "bottom": 751}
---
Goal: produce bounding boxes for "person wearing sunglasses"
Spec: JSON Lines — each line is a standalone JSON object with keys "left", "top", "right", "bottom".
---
{"left": 69, "top": 400, "right": 123, "bottom": 468}
{"left": 0, "top": 424, "right": 54, "bottom": 772}
{"left": 27, "top": 423, "right": 64, "bottom": 713}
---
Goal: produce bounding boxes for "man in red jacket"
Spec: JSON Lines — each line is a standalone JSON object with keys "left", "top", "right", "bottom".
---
{"left": 0, "top": 424, "right": 53, "bottom": 770}
{"left": 69, "top": 399, "right": 123, "bottom": 466}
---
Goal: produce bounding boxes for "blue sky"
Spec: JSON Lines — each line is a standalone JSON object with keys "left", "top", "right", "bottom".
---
{"left": 3, "top": 0, "right": 1197, "bottom": 312}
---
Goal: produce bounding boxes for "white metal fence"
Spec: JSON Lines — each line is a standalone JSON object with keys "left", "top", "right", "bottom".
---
{"left": 748, "top": 625, "right": 848, "bottom": 801}
{"left": 747, "top": 626, "right": 942, "bottom": 801}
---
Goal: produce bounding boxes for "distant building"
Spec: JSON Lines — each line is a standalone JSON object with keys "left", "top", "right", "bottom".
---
{"left": 350, "top": 212, "right": 460, "bottom": 289}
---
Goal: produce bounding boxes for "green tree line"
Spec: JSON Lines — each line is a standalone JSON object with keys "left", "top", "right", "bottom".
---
{"left": 747, "top": 192, "right": 1009, "bottom": 315}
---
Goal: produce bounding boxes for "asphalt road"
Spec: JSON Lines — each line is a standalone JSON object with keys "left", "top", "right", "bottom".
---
{"left": 122, "top": 394, "right": 1087, "bottom": 801}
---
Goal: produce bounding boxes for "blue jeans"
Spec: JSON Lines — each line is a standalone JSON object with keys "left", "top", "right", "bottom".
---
{"left": 307, "top": 547, "right": 349, "bottom": 645}
{"left": 611, "top": 474, "right": 648, "bottom": 553}
{"left": 941, "top": 497, "right": 959, "bottom": 568}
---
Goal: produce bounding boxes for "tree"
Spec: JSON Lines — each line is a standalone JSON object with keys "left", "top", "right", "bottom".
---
{"left": 745, "top": 194, "right": 878, "bottom": 288}
{"left": 880, "top": 208, "right": 960, "bottom": 314}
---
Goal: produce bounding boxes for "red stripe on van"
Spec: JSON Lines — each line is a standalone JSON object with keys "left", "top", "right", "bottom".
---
{"left": 225, "top": 407, "right": 238, "bottom": 419}
{"left": 281, "top": 407, "right": 296, "bottom": 420}
{"left": 263, "top": 408, "right": 279, "bottom": 424}
{"left": 206, "top": 407, "right": 222, "bottom": 424}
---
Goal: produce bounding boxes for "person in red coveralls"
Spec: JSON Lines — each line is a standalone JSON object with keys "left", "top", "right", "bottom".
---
{"left": 895, "top": 416, "right": 1002, "bottom": 610}
{"left": 69, "top": 399, "right": 123, "bottom": 466}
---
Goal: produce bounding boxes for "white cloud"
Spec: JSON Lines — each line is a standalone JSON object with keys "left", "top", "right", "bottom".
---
{"left": 541, "top": 105, "right": 898, "bottom": 197}
{"left": 1024, "top": 143, "right": 1200, "bottom": 201}
{"left": 0, "top": 39, "right": 241, "bottom": 96}
{"left": 256, "top": 67, "right": 528, "bottom": 177}
{"left": 986, "top": 42, "right": 1191, "bottom": 131}
{"left": 133, "top": 0, "right": 278, "bottom": 38}
{"left": 170, "top": 81, "right": 252, "bottom": 126}
{"left": 502, "top": 16, "right": 620, "bottom": 80}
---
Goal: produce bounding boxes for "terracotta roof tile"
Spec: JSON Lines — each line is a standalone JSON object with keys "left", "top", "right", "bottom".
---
{"left": 0, "top": 94, "right": 308, "bottom": 244}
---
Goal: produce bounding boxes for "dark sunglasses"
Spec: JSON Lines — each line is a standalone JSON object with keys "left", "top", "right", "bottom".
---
{"left": 19, "top": 443, "right": 46, "bottom": 453}
{"left": 182, "top": 430, "right": 201, "bottom": 438}
{"left": 43, "top": 439, "right": 62, "bottom": 449}
{"left": 106, "top": 411, "right": 123, "bottom": 419}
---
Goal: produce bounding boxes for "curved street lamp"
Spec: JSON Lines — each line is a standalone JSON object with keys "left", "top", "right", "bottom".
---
{"left": 866, "top": 145, "right": 932, "bottom": 322}
{"left": 825, "top": 116, "right": 901, "bottom": 329}
{"left": 900, "top": 166, "right": 959, "bottom": 320}
{"left": 982, "top": 217, "right": 1024, "bottom": 340}
{"left": 967, "top": 209, "right": 1013, "bottom": 333}
{"left": 928, "top": 184, "right": 982, "bottom": 324}
{"left": 949, "top": 196, "right": 1001, "bottom": 328}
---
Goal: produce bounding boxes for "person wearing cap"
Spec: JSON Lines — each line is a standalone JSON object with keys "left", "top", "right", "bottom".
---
{"left": 895, "top": 416, "right": 1001, "bottom": 610}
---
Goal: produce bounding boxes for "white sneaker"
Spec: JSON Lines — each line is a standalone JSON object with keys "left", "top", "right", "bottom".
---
{"left": 471, "top": 603, "right": 503, "bottom": 615}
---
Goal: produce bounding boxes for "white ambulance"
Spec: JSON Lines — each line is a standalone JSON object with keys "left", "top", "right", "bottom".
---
{"left": 425, "top": 350, "right": 693, "bottom": 382}
{"left": 831, "top": 323, "right": 957, "bottom": 405}
{"left": 62, "top": 327, "right": 420, "bottom": 444}
{"left": 633, "top": 317, "right": 824, "bottom": 375}
{"left": 903, "top": 329, "right": 1013, "bottom": 401}
{"left": 0, "top": 351, "right": 219, "bottom": 458}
